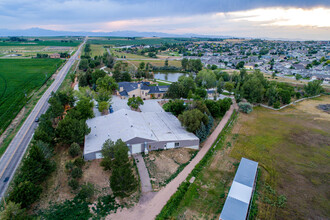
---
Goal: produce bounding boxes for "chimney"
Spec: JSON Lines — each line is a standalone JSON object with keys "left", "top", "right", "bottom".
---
{"left": 138, "top": 83, "right": 141, "bottom": 89}
{"left": 119, "top": 86, "right": 123, "bottom": 92}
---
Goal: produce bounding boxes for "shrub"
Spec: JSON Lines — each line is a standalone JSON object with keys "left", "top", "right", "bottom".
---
{"left": 71, "top": 167, "right": 83, "bottom": 179}
{"left": 68, "top": 179, "right": 79, "bottom": 190}
{"left": 77, "top": 183, "right": 95, "bottom": 201}
{"left": 65, "top": 161, "right": 74, "bottom": 171}
{"left": 0, "top": 201, "right": 27, "bottom": 220}
{"left": 273, "top": 101, "right": 280, "bottom": 109}
{"left": 69, "top": 143, "right": 81, "bottom": 158}
{"left": 162, "top": 99, "right": 186, "bottom": 116}
{"left": 74, "top": 157, "right": 85, "bottom": 168}
{"left": 238, "top": 102, "right": 253, "bottom": 114}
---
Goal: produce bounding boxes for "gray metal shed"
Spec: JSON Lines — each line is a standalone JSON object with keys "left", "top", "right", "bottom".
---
{"left": 219, "top": 157, "right": 258, "bottom": 220}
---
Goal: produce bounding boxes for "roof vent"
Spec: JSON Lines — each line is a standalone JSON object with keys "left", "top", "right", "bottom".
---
{"left": 131, "top": 125, "right": 133, "bottom": 127}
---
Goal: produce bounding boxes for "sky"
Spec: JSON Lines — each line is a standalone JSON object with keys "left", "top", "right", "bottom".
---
{"left": 0, "top": 0, "right": 330, "bottom": 40}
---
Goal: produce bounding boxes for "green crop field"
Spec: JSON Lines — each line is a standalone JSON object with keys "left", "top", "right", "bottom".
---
{"left": 0, "top": 40, "right": 81, "bottom": 47}
{"left": 0, "top": 59, "right": 63, "bottom": 135}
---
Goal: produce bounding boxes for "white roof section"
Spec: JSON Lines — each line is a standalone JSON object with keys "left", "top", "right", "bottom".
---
{"left": 227, "top": 181, "right": 253, "bottom": 204}
{"left": 220, "top": 158, "right": 258, "bottom": 220}
{"left": 84, "top": 109, "right": 198, "bottom": 154}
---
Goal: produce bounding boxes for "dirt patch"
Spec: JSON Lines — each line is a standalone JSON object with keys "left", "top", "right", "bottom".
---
{"left": 82, "top": 159, "right": 112, "bottom": 195}
{"left": 144, "top": 148, "right": 197, "bottom": 190}
{"left": 317, "top": 104, "right": 330, "bottom": 114}
{"left": 33, "top": 146, "right": 111, "bottom": 211}
{"left": 294, "top": 95, "right": 330, "bottom": 121}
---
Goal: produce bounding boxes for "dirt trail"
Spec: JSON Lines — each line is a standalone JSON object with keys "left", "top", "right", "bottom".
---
{"left": 106, "top": 104, "right": 237, "bottom": 220}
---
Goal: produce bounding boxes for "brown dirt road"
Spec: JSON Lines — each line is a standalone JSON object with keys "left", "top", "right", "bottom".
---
{"left": 106, "top": 103, "right": 237, "bottom": 220}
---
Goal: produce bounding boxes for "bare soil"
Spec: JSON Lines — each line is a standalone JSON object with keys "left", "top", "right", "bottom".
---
{"left": 144, "top": 148, "right": 197, "bottom": 190}
{"left": 33, "top": 145, "right": 111, "bottom": 211}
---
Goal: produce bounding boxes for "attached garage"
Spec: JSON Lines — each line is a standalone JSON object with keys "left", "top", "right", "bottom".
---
{"left": 166, "top": 142, "right": 175, "bottom": 149}
{"left": 131, "top": 144, "right": 142, "bottom": 154}
{"left": 95, "top": 152, "right": 103, "bottom": 159}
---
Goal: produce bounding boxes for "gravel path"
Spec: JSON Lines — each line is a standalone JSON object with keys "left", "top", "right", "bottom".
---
{"left": 107, "top": 104, "right": 237, "bottom": 220}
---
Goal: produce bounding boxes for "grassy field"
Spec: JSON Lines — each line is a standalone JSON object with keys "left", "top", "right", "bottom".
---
{"left": 112, "top": 49, "right": 150, "bottom": 59}
{"left": 0, "top": 59, "right": 63, "bottom": 135}
{"left": 171, "top": 96, "right": 330, "bottom": 219}
{"left": 88, "top": 37, "right": 193, "bottom": 46}
{"left": 127, "top": 60, "right": 182, "bottom": 68}
{"left": 90, "top": 44, "right": 105, "bottom": 57}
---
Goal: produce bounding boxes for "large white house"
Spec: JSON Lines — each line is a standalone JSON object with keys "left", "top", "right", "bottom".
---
{"left": 83, "top": 109, "right": 199, "bottom": 160}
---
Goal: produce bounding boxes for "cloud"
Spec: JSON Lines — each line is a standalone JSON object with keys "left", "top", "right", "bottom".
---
{"left": 0, "top": 0, "right": 329, "bottom": 40}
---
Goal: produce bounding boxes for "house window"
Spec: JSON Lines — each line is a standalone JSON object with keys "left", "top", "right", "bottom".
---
{"left": 175, "top": 142, "right": 179, "bottom": 147}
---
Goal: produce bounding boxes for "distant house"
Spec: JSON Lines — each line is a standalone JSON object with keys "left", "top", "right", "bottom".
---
{"left": 49, "top": 53, "right": 60, "bottom": 58}
{"left": 244, "top": 64, "right": 254, "bottom": 70}
{"left": 83, "top": 109, "right": 199, "bottom": 160}
{"left": 117, "top": 81, "right": 169, "bottom": 100}
{"left": 219, "top": 158, "right": 258, "bottom": 220}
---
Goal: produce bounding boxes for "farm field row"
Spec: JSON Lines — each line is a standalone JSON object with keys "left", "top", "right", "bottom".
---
{"left": 170, "top": 96, "right": 330, "bottom": 219}
{"left": 0, "top": 59, "right": 63, "bottom": 135}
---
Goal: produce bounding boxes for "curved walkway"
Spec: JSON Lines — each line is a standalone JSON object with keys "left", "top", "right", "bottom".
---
{"left": 107, "top": 103, "right": 237, "bottom": 220}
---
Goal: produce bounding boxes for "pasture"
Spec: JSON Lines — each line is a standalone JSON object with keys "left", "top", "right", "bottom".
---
{"left": 0, "top": 59, "right": 63, "bottom": 135}
{"left": 170, "top": 96, "right": 330, "bottom": 219}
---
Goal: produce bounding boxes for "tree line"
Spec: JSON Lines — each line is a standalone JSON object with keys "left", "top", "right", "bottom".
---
{"left": 1, "top": 89, "right": 92, "bottom": 218}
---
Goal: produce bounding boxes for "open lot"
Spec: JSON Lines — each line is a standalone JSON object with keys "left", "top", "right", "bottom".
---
{"left": 170, "top": 95, "right": 330, "bottom": 219}
{"left": 0, "top": 59, "right": 63, "bottom": 135}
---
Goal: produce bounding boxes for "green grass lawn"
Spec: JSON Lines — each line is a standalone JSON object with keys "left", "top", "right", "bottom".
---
{"left": 0, "top": 59, "right": 63, "bottom": 135}
{"left": 170, "top": 97, "right": 330, "bottom": 219}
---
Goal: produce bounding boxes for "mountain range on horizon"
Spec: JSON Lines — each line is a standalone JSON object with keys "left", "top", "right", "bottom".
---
{"left": 0, "top": 27, "right": 233, "bottom": 39}
{"left": 0, "top": 28, "right": 313, "bottom": 41}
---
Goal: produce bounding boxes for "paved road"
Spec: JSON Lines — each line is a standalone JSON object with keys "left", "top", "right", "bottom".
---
{"left": 106, "top": 103, "right": 238, "bottom": 220}
{"left": 0, "top": 38, "right": 86, "bottom": 200}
